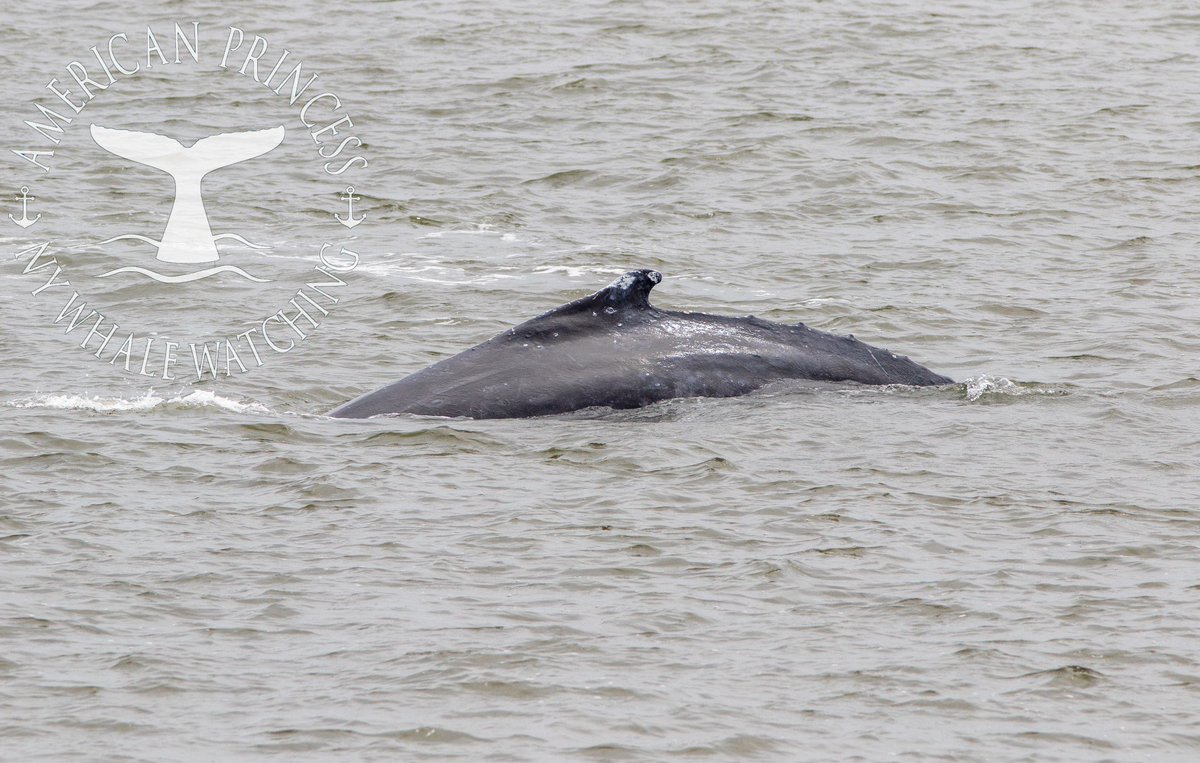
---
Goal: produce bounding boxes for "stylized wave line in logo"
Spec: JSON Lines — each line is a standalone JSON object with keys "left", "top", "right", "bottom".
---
{"left": 96, "top": 265, "right": 270, "bottom": 283}
{"left": 92, "top": 233, "right": 272, "bottom": 282}
{"left": 93, "top": 233, "right": 161, "bottom": 247}
{"left": 96, "top": 233, "right": 270, "bottom": 250}
{"left": 213, "top": 233, "right": 269, "bottom": 249}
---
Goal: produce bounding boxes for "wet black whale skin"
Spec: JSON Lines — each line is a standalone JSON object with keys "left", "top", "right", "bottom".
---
{"left": 328, "top": 270, "right": 953, "bottom": 420}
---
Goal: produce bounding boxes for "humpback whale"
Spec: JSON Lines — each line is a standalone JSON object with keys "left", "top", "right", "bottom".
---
{"left": 329, "top": 270, "right": 952, "bottom": 420}
{"left": 90, "top": 124, "right": 285, "bottom": 264}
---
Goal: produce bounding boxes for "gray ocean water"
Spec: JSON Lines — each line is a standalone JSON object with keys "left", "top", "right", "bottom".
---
{"left": 2, "top": 0, "right": 1200, "bottom": 760}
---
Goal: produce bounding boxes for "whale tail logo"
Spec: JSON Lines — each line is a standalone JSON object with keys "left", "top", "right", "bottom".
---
{"left": 90, "top": 123, "right": 284, "bottom": 267}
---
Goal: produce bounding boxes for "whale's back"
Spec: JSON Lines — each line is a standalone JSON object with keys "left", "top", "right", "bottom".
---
{"left": 328, "top": 270, "right": 952, "bottom": 420}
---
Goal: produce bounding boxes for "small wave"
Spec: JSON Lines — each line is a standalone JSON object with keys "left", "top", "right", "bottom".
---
{"left": 963, "top": 374, "right": 1068, "bottom": 401}
{"left": 97, "top": 265, "right": 270, "bottom": 283}
{"left": 6, "top": 390, "right": 269, "bottom": 414}
{"left": 801, "top": 297, "right": 853, "bottom": 307}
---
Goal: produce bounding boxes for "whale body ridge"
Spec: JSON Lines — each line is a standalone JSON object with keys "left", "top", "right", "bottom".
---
{"left": 329, "top": 269, "right": 952, "bottom": 419}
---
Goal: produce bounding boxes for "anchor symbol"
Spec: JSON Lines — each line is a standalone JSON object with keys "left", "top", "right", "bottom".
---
{"left": 9, "top": 186, "right": 41, "bottom": 229}
{"left": 335, "top": 186, "right": 364, "bottom": 229}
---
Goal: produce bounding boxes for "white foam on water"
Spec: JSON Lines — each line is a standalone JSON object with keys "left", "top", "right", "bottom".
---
{"left": 417, "top": 225, "right": 518, "bottom": 240}
{"left": 354, "top": 257, "right": 528, "bottom": 285}
{"left": 529, "top": 264, "right": 617, "bottom": 278}
{"left": 963, "top": 374, "right": 1019, "bottom": 401}
{"left": 5, "top": 389, "right": 270, "bottom": 414}
{"left": 963, "top": 374, "right": 1068, "bottom": 401}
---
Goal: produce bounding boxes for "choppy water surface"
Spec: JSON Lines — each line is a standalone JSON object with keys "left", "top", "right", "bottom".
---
{"left": 3, "top": 0, "right": 1200, "bottom": 760}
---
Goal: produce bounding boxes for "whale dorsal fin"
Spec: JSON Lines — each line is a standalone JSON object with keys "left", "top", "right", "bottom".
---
{"left": 521, "top": 269, "right": 663, "bottom": 329}
{"left": 536, "top": 269, "right": 663, "bottom": 318}
{"left": 590, "top": 269, "right": 662, "bottom": 310}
